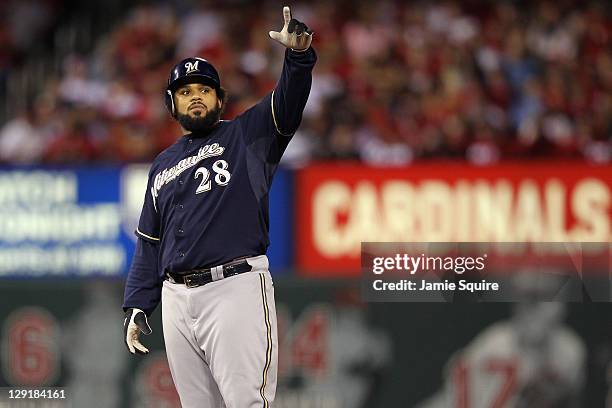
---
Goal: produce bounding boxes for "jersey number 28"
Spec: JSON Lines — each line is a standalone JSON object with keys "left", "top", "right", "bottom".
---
{"left": 194, "top": 160, "right": 231, "bottom": 194}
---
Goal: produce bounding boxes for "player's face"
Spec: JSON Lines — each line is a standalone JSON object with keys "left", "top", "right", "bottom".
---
{"left": 174, "top": 83, "right": 221, "bottom": 118}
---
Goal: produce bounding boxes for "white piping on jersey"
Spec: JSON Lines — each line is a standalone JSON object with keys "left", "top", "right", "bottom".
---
{"left": 270, "top": 90, "right": 294, "bottom": 137}
{"left": 135, "top": 228, "right": 160, "bottom": 241}
{"left": 150, "top": 142, "right": 225, "bottom": 211}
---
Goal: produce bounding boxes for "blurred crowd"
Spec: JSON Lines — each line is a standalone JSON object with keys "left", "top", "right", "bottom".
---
{"left": 0, "top": 0, "right": 610, "bottom": 166}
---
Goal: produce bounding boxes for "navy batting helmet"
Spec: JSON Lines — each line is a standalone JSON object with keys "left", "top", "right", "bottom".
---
{"left": 164, "top": 57, "right": 221, "bottom": 117}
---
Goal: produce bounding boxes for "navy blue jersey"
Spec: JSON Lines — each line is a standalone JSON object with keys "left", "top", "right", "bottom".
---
{"left": 124, "top": 48, "right": 317, "bottom": 315}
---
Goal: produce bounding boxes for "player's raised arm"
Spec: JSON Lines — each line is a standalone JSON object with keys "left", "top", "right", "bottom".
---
{"left": 266, "top": 5, "right": 317, "bottom": 137}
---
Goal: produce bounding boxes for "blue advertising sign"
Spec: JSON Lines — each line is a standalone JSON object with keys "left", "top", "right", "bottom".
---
{"left": 0, "top": 166, "right": 293, "bottom": 277}
{"left": 268, "top": 169, "right": 293, "bottom": 272}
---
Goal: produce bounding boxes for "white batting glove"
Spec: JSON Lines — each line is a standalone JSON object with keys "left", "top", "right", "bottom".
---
{"left": 269, "top": 6, "right": 313, "bottom": 51}
{"left": 124, "top": 308, "right": 152, "bottom": 355}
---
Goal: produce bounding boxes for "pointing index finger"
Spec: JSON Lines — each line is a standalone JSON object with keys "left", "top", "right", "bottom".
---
{"left": 283, "top": 6, "right": 291, "bottom": 25}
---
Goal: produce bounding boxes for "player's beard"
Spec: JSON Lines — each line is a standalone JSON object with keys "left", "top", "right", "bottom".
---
{"left": 176, "top": 104, "right": 222, "bottom": 133}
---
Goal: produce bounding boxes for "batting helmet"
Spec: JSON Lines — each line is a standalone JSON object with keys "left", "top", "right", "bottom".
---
{"left": 164, "top": 57, "right": 221, "bottom": 117}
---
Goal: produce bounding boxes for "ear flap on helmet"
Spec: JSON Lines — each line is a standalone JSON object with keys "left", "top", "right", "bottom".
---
{"left": 165, "top": 89, "right": 176, "bottom": 117}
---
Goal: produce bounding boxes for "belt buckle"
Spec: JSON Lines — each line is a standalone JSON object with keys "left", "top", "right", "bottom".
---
{"left": 184, "top": 274, "right": 198, "bottom": 288}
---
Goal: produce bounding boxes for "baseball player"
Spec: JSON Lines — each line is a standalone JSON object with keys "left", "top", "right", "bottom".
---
{"left": 122, "top": 6, "right": 316, "bottom": 407}
{"left": 417, "top": 302, "right": 586, "bottom": 408}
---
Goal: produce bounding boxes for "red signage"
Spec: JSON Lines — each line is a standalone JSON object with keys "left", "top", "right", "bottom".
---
{"left": 295, "top": 162, "right": 612, "bottom": 276}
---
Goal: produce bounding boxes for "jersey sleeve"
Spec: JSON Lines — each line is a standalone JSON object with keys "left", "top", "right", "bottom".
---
{"left": 123, "top": 165, "right": 163, "bottom": 316}
{"left": 134, "top": 167, "right": 161, "bottom": 244}
{"left": 122, "top": 238, "right": 162, "bottom": 316}
{"left": 236, "top": 47, "right": 317, "bottom": 162}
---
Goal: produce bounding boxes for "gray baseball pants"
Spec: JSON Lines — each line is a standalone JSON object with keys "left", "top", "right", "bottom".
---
{"left": 161, "top": 255, "right": 278, "bottom": 407}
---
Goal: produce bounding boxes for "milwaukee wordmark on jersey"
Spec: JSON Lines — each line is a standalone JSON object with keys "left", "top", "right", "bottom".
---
{"left": 150, "top": 143, "right": 226, "bottom": 211}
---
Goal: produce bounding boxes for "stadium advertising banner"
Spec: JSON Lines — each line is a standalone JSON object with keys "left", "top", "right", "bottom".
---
{"left": 295, "top": 162, "right": 612, "bottom": 275}
{"left": 0, "top": 166, "right": 292, "bottom": 277}
{"left": 0, "top": 167, "right": 138, "bottom": 277}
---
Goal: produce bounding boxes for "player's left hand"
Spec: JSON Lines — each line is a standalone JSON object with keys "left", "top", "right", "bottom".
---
{"left": 269, "top": 6, "right": 313, "bottom": 51}
{"left": 124, "top": 308, "right": 152, "bottom": 355}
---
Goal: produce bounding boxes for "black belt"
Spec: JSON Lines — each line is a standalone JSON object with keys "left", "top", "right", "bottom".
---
{"left": 167, "top": 259, "right": 252, "bottom": 288}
